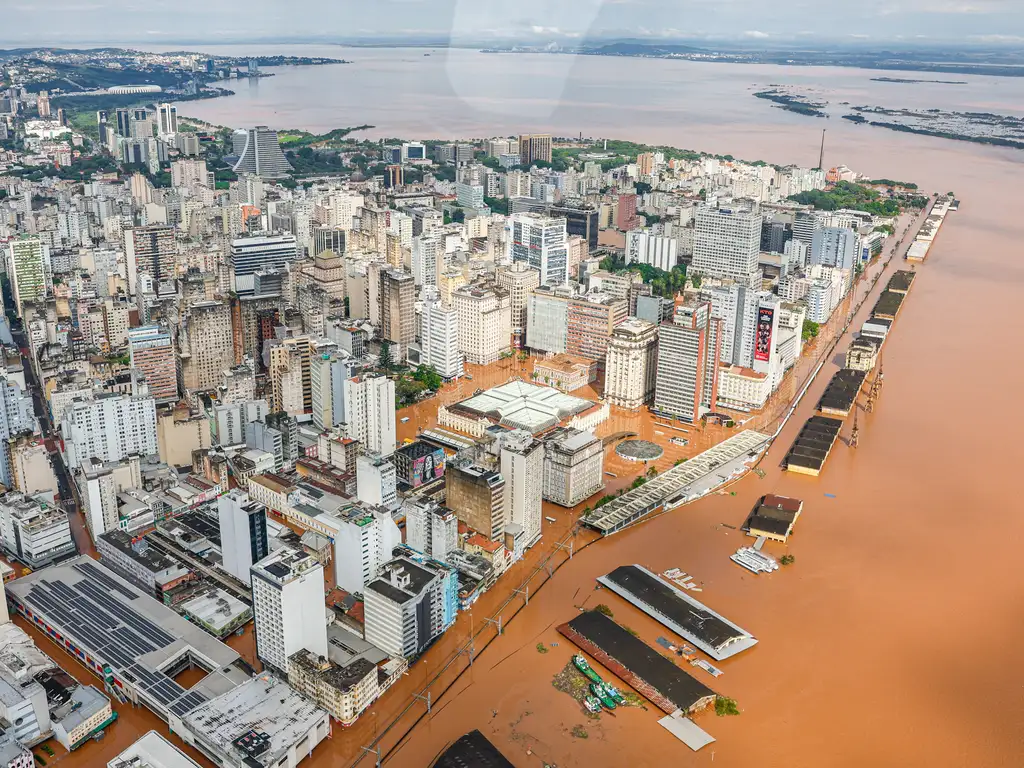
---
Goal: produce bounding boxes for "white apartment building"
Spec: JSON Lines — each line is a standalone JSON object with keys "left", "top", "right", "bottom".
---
{"left": 420, "top": 287, "right": 463, "bottom": 380}
{"left": 404, "top": 498, "right": 458, "bottom": 564}
{"left": 691, "top": 206, "right": 762, "bottom": 285}
{"left": 0, "top": 492, "right": 75, "bottom": 569}
{"left": 320, "top": 504, "right": 401, "bottom": 594}
{"left": 364, "top": 557, "right": 448, "bottom": 659}
{"left": 505, "top": 213, "right": 569, "bottom": 286}
{"left": 356, "top": 454, "right": 397, "bottom": 509}
{"left": 625, "top": 228, "right": 678, "bottom": 272}
{"left": 452, "top": 284, "right": 511, "bottom": 365}
{"left": 499, "top": 430, "right": 544, "bottom": 549}
{"left": 210, "top": 400, "right": 268, "bottom": 447}
{"left": 218, "top": 490, "right": 269, "bottom": 587}
{"left": 310, "top": 353, "right": 354, "bottom": 430}
{"left": 411, "top": 234, "right": 443, "bottom": 288}
{"left": 342, "top": 375, "right": 396, "bottom": 457}
{"left": 250, "top": 547, "right": 328, "bottom": 674}
{"left": 717, "top": 364, "right": 772, "bottom": 411}
{"left": 61, "top": 394, "right": 158, "bottom": 471}
{"left": 604, "top": 318, "right": 659, "bottom": 409}
{"left": 79, "top": 455, "right": 141, "bottom": 543}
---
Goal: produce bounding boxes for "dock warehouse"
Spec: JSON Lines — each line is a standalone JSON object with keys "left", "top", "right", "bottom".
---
{"left": 597, "top": 565, "right": 758, "bottom": 661}
{"left": 558, "top": 610, "right": 716, "bottom": 714}
{"left": 744, "top": 494, "right": 804, "bottom": 542}
{"left": 871, "top": 290, "right": 906, "bottom": 321}
{"left": 817, "top": 368, "right": 868, "bottom": 417}
{"left": 785, "top": 416, "right": 843, "bottom": 476}
{"left": 887, "top": 270, "right": 916, "bottom": 295}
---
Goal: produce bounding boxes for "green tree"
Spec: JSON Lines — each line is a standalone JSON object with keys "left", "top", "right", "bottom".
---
{"left": 412, "top": 364, "right": 443, "bottom": 392}
{"left": 378, "top": 341, "right": 394, "bottom": 371}
{"left": 690, "top": 272, "right": 703, "bottom": 290}
{"left": 801, "top": 320, "right": 820, "bottom": 342}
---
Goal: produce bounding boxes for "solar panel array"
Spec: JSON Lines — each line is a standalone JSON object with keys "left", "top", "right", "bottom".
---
{"left": 20, "top": 560, "right": 208, "bottom": 717}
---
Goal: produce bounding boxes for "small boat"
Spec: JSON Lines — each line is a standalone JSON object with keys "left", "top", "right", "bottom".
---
{"left": 604, "top": 683, "right": 625, "bottom": 703}
{"left": 573, "top": 655, "right": 603, "bottom": 684}
{"left": 590, "top": 683, "right": 617, "bottom": 710}
{"left": 583, "top": 696, "right": 602, "bottom": 714}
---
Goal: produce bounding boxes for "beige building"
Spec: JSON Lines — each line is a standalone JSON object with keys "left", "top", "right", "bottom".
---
{"left": 717, "top": 364, "right": 771, "bottom": 411}
{"left": 287, "top": 650, "right": 380, "bottom": 727}
{"left": 9, "top": 438, "right": 57, "bottom": 497}
{"left": 845, "top": 337, "right": 879, "bottom": 372}
{"left": 180, "top": 300, "right": 233, "bottom": 392}
{"left": 534, "top": 355, "right": 596, "bottom": 393}
{"left": 157, "top": 406, "right": 212, "bottom": 467}
{"left": 446, "top": 462, "right": 506, "bottom": 541}
{"left": 268, "top": 343, "right": 306, "bottom": 416}
{"left": 453, "top": 283, "right": 511, "bottom": 365}
{"left": 495, "top": 262, "right": 540, "bottom": 348}
{"left": 603, "top": 318, "right": 659, "bottom": 409}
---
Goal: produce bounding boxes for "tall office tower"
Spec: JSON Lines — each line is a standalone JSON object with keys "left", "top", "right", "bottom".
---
{"left": 96, "top": 110, "right": 109, "bottom": 144}
{"left": 550, "top": 201, "right": 599, "bottom": 251}
{"left": 518, "top": 133, "right": 552, "bottom": 166}
{"left": 250, "top": 547, "right": 328, "bottom": 674}
{"left": 811, "top": 226, "right": 858, "bottom": 270}
{"left": 495, "top": 263, "right": 541, "bottom": 349}
{"left": 541, "top": 428, "right": 605, "bottom": 507}
{"left": 342, "top": 375, "right": 396, "bottom": 457}
{"left": 604, "top": 318, "right": 659, "bottom": 409}
{"left": 313, "top": 226, "right": 346, "bottom": 257}
{"left": 453, "top": 283, "right": 512, "bottom": 365}
{"left": 625, "top": 228, "right": 678, "bottom": 271}
{"left": 0, "top": 378, "right": 39, "bottom": 489}
{"left": 231, "top": 126, "right": 293, "bottom": 178}
{"left": 6, "top": 235, "right": 51, "bottom": 315}
{"left": 615, "top": 193, "right": 640, "bottom": 231}
{"left": 506, "top": 213, "right": 569, "bottom": 286}
{"left": 267, "top": 342, "right": 306, "bottom": 417}
{"left": 380, "top": 268, "right": 416, "bottom": 355}
{"left": 411, "top": 234, "right": 443, "bottom": 287}
{"left": 654, "top": 299, "right": 721, "bottom": 423}
{"left": 180, "top": 300, "right": 233, "bottom": 392}
{"left": 128, "top": 326, "right": 179, "bottom": 404}
{"left": 310, "top": 351, "right": 355, "bottom": 430}
{"left": 404, "top": 498, "right": 458, "bottom": 563}
{"left": 446, "top": 462, "right": 505, "bottom": 541}
{"left": 792, "top": 211, "right": 822, "bottom": 245}
{"left": 526, "top": 284, "right": 572, "bottom": 355}
{"left": 364, "top": 556, "right": 456, "bottom": 659}
{"left": 61, "top": 394, "right": 158, "bottom": 470}
{"left": 329, "top": 191, "right": 364, "bottom": 230}
{"left": 356, "top": 454, "right": 398, "bottom": 508}
{"left": 129, "top": 172, "right": 153, "bottom": 205}
{"left": 115, "top": 107, "right": 132, "bottom": 137}
{"left": 384, "top": 164, "right": 404, "bottom": 188}
{"left": 218, "top": 490, "right": 269, "bottom": 586}
{"left": 566, "top": 293, "right": 628, "bottom": 363}
{"left": 691, "top": 207, "right": 763, "bottom": 285}
{"left": 170, "top": 158, "right": 208, "bottom": 188}
{"left": 156, "top": 103, "right": 177, "bottom": 135}
{"left": 761, "top": 217, "right": 792, "bottom": 254}
{"left": 36, "top": 91, "right": 50, "bottom": 118}
{"left": 229, "top": 233, "right": 298, "bottom": 294}
{"left": 700, "top": 282, "right": 779, "bottom": 369}
{"left": 124, "top": 225, "right": 175, "bottom": 296}
{"left": 420, "top": 287, "right": 463, "bottom": 380}
{"left": 499, "top": 430, "right": 544, "bottom": 549}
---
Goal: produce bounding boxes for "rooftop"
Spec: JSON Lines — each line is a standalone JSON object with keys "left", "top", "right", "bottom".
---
{"left": 448, "top": 380, "right": 599, "bottom": 435}
{"left": 106, "top": 730, "right": 204, "bottom": 768}
{"left": 251, "top": 546, "right": 321, "bottom": 586}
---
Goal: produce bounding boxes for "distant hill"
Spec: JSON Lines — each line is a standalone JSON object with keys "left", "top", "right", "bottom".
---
{"left": 584, "top": 41, "right": 710, "bottom": 56}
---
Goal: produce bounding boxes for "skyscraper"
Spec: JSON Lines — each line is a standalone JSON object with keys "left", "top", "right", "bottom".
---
{"left": 342, "top": 375, "right": 396, "bottom": 457}
{"left": 499, "top": 430, "right": 544, "bottom": 549}
{"left": 420, "top": 287, "right": 463, "bottom": 380}
{"left": 61, "top": 394, "right": 159, "bottom": 470}
{"left": 217, "top": 490, "right": 269, "bottom": 587}
{"left": 811, "top": 226, "right": 858, "bottom": 271}
{"left": 0, "top": 377, "right": 38, "bottom": 490}
{"left": 124, "top": 225, "right": 176, "bottom": 296}
{"left": 691, "top": 207, "right": 763, "bottom": 286}
{"left": 231, "top": 126, "right": 293, "bottom": 178}
{"left": 128, "top": 326, "right": 179, "bottom": 404}
{"left": 6, "top": 235, "right": 51, "bottom": 315}
{"left": 180, "top": 300, "right": 234, "bottom": 393}
{"left": 446, "top": 462, "right": 505, "bottom": 541}
{"left": 156, "top": 103, "right": 177, "bottom": 135}
{"left": 604, "top": 318, "right": 659, "bottom": 409}
{"left": 518, "top": 134, "right": 552, "bottom": 166}
{"left": 654, "top": 299, "right": 721, "bottom": 423}
{"left": 230, "top": 233, "right": 298, "bottom": 294}
{"left": 495, "top": 263, "right": 541, "bottom": 349}
{"left": 506, "top": 213, "right": 569, "bottom": 286}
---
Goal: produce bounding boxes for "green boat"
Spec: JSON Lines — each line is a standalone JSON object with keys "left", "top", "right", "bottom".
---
{"left": 583, "top": 695, "right": 602, "bottom": 714}
{"left": 590, "top": 682, "right": 617, "bottom": 710}
{"left": 604, "top": 683, "right": 625, "bottom": 703}
{"left": 573, "top": 654, "right": 604, "bottom": 684}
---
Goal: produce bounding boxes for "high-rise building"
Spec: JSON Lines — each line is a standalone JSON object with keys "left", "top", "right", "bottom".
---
{"left": 550, "top": 202, "right": 599, "bottom": 251}
{"left": 250, "top": 547, "right": 328, "bottom": 674}
{"left": 156, "top": 103, "right": 177, "bottom": 135}
{"left": 267, "top": 341, "right": 306, "bottom": 417}
{"left": 210, "top": 400, "right": 268, "bottom": 447}
{"left": 506, "top": 213, "right": 569, "bottom": 286}
{"left": 128, "top": 326, "right": 179, "bottom": 404}
{"left": 411, "top": 234, "right": 443, "bottom": 288}
{"left": 420, "top": 287, "right": 463, "bottom": 380}
{"left": 217, "top": 490, "right": 269, "bottom": 587}
{"left": 61, "top": 394, "right": 158, "bottom": 470}
{"left": 526, "top": 284, "right": 572, "bottom": 355}
{"left": 36, "top": 91, "right": 50, "bottom": 118}
{"left": 604, "top": 318, "right": 659, "bottom": 408}
{"left": 615, "top": 193, "right": 641, "bottom": 231}
{"left": 654, "top": 299, "right": 721, "bottom": 423}
{"left": 495, "top": 263, "right": 540, "bottom": 349}
{"left": 231, "top": 126, "right": 293, "bottom": 179}
{"left": 691, "top": 207, "right": 762, "bottom": 285}
{"left": 566, "top": 293, "right": 628, "bottom": 363}
{"left": 364, "top": 556, "right": 456, "bottom": 659}
{"left": 541, "top": 428, "right": 604, "bottom": 507}
{"left": 518, "top": 134, "right": 552, "bottom": 166}
{"left": 384, "top": 164, "right": 404, "bottom": 188}
{"left": 625, "top": 228, "right": 678, "bottom": 272}
{"left": 792, "top": 211, "right": 822, "bottom": 245}
{"left": 380, "top": 267, "right": 416, "bottom": 356}
{"left": 79, "top": 456, "right": 141, "bottom": 543}
{"left": 170, "top": 158, "right": 208, "bottom": 188}
{"left": 0, "top": 378, "right": 38, "bottom": 490}
{"left": 446, "top": 463, "right": 505, "bottom": 541}
{"left": 356, "top": 454, "right": 398, "bottom": 508}
{"left": 404, "top": 497, "right": 458, "bottom": 564}
{"left": 180, "top": 301, "right": 233, "bottom": 393}
{"left": 6, "top": 235, "right": 51, "bottom": 315}
{"left": 96, "top": 109, "right": 109, "bottom": 143}
{"left": 452, "top": 283, "right": 512, "bottom": 366}
{"left": 115, "top": 107, "right": 132, "bottom": 138}
{"left": 342, "top": 375, "right": 396, "bottom": 457}
{"left": 499, "top": 430, "right": 544, "bottom": 549}
{"left": 310, "top": 351, "right": 355, "bottom": 430}
{"left": 230, "top": 233, "right": 298, "bottom": 294}
{"left": 811, "top": 226, "right": 858, "bottom": 271}
{"left": 124, "top": 225, "right": 176, "bottom": 296}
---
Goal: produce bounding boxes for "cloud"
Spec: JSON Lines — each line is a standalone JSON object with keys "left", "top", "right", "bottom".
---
{"left": 968, "top": 33, "right": 1024, "bottom": 42}
{"left": 743, "top": 30, "right": 770, "bottom": 39}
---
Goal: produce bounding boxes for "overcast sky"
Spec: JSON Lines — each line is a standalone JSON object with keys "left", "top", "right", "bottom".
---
{"left": 3, "top": 0, "right": 1022, "bottom": 47}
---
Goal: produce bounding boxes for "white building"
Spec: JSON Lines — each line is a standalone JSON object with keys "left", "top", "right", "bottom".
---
{"left": 505, "top": 213, "right": 569, "bottom": 286}
{"left": 78, "top": 455, "right": 141, "bottom": 543}
{"left": 717, "top": 364, "right": 772, "bottom": 411}
{"left": 310, "top": 353, "right": 354, "bottom": 431}
{"left": 811, "top": 226, "right": 858, "bottom": 270}
{"left": 218, "top": 490, "right": 269, "bottom": 587}
{"left": 499, "top": 430, "right": 544, "bottom": 549}
{"left": 107, "top": 731, "right": 204, "bottom": 768}
{"left": 420, "top": 287, "right": 463, "bottom": 380}
{"left": 250, "top": 547, "right": 328, "bottom": 674}
{"left": 625, "top": 228, "right": 678, "bottom": 271}
{"left": 542, "top": 428, "right": 605, "bottom": 507}
{"left": 411, "top": 234, "right": 443, "bottom": 288}
{"left": 230, "top": 234, "right": 298, "bottom": 294}
{"left": 691, "top": 206, "right": 761, "bottom": 285}
{"left": 6, "top": 236, "right": 51, "bottom": 316}
{"left": 210, "top": 399, "right": 269, "bottom": 447}
{"left": 342, "top": 375, "right": 396, "bottom": 457}
{"left": 364, "top": 557, "right": 451, "bottom": 659}
{"left": 603, "top": 318, "right": 659, "bottom": 409}
{"left": 321, "top": 504, "right": 401, "bottom": 595}
{"left": 404, "top": 498, "right": 458, "bottom": 564}
{"left": 61, "top": 393, "right": 158, "bottom": 471}
{"left": 0, "top": 492, "right": 75, "bottom": 569}
{"left": 452, "top": 284, "right": 511, "bottom": 365}
{"left": 355, "top": 454, "right": 397, "bottom": 509}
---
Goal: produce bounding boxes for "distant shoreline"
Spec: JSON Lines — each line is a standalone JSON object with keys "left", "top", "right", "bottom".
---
{"left": 870, "top": 77, "right": 968, "bottom": 85}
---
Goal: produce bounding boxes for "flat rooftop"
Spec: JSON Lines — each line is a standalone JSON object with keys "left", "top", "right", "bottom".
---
{"left": 107, "top": 730, "right": 204, "bottom": 768}
{"left": 818, "top": 368, "right": 868, "bottom": 414}
{"left": 786, "top": 417, "right": 843, "bottom": 472}
{"left": 597, "top": 565, "right": 758, "bottom": 660}
{"left": 887, "top": 270, "right": 916, "bottom": 294}
{"left": 449, "top": 380, "right": 600, "bottom": 434}
{"left": 872, "top": 290, "right": 906, "bottom": 319}
{"left": 6, "top": 557, "right": 246, "bottom": 720}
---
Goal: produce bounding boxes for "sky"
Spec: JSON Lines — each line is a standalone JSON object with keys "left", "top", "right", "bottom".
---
{"left": 2, "top": 0, "right": 1023, "bottom": 47}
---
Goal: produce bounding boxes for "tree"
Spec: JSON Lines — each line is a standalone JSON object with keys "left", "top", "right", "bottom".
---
{"left": 379, "top": 341, "right": 394, "bottom": 371}
{"left": 413, "top": 364, "right": 442, "bottom": 392}
{"left": 689, "top": 272, "right": 703, "bottom": 290}
{"left": 646, "top": 466, "right": 658, "bottom": 478}
{"left": 801, "top": 320, "right": 820, "bottom": 342}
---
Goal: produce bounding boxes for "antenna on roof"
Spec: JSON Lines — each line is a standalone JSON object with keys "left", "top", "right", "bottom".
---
{"left": 817, "top": 129, "right": 826, "bottom": 172}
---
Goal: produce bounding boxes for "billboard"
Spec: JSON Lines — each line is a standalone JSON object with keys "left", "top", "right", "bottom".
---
{"left": 410, "top": 448, "right": 446, "bottom": 488}
{"left": 754, "top": 307, "right": 775, "bottom": 362}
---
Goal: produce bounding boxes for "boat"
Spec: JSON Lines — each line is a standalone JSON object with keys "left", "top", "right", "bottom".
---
{"left": 583, "top": 696, "right": 602, "bottom": 714}
{"left": 573, "top": 655, "right": 604, "bottom": 684}
{"left": 590, "top": 683, "right": 617, "bottom": 709}
{"left": 604, "top": 683, "right": 626, "bottom": 703}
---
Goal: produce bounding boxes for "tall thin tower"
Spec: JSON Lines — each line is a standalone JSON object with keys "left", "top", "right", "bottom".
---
{"left": 818, "top": 129, "right": 826, "bottom": 171}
